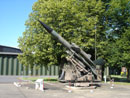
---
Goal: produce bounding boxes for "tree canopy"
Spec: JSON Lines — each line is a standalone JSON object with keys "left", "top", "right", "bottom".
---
{"left": 18, "top": 0, "right": 130, "bottom": 71}
{"left": 101, "top": 0, "right": 130, "bottom": 69}
{"left": 18, "top": 0, "right": 105, "bottom": 68}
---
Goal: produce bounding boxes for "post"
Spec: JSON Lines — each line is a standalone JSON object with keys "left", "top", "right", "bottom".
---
{"left": 95, "top": 23, "right": 97, "bottom": 60}
{"left": 103, "top": 75, "right": 107, "bottom": 83}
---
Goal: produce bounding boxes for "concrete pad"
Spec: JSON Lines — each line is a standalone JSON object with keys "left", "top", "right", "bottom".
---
{"left": 0, "top": 81, "right": 130, "bottom": 98}
{"left": 0, "top": 84, "right": 25, "bottom": 98}
{"left": 0, "top": 76, "right": 20, "bottom": 83}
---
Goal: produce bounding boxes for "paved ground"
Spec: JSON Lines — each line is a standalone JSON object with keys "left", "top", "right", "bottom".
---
{"left": 0, "top": 83, "right": 130, "bottom": 98}
{"left": 0, "top": 76, "right": 20, "bottom": 83}
{"left": 0, "top": 76, "right": 130, "bottom": 98}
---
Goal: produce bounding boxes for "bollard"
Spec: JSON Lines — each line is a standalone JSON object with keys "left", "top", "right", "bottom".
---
{"left": 103, "top": 75, "right": 107, "bottom": 83}
{"left": 90, "top": 81, "right": 94, "bottom": 93}
{"left": 18, "top": 78, "right": 21, "bottom": 85}
{"left": 43, "top": 80, "right": 45, "bottom": 91}
{"left": 68, "top": 81, "right": 72, "bottom": 93}
{"left": 41, "top": 80, "right": 45, "bottom": 92}
{"left": 110, "top": 79, "right": 114, "bottom": 88}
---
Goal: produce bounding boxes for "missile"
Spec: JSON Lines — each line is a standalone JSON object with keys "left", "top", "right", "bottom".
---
{"left": 38, "top": 20, "right": 52, "bottom": 33}
{"left": 38, "top": 20, "right": 98, "bottom": 76}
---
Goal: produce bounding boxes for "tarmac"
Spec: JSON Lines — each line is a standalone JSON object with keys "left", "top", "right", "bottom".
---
{"left": 0, "top": 76, "right": 130, "bottom": 98}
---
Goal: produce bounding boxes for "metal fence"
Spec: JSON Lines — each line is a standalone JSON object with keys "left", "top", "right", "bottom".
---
{"left": 0, "top": 55, "right": 59, "bottom": 76}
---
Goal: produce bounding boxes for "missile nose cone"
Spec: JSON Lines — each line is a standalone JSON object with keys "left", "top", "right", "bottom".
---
{"left": 38, "top": 20, "right": 53, "bottom": 33}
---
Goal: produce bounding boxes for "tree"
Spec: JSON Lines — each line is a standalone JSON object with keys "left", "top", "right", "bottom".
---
{"left": 100, "top": 0, "right": 130, "bottom": 61}
{"left": 99, "top": 0, "right": 130, "bottom": 77}
{"left": 18, "top": 0, "right": 105, "bottom": 68}
{"left": 117, "top": 28, "right": 130, "bottom": 68}
{"left": 104, "top": 0, "right": 130, "bottom": 38}
{"left": 117, "top": 28, "right": 130, "bottom": 78}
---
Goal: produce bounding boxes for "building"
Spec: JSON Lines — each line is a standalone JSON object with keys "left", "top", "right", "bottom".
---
{"left": 0, "top": 45, "right": 22, "bottom": 54}
{"left": 0, "top": 45, "right": 59, "bottom": 76}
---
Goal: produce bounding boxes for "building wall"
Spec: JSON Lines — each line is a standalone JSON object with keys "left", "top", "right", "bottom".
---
{"left": 0, "top": 55, "right": 59, "bottom": 76}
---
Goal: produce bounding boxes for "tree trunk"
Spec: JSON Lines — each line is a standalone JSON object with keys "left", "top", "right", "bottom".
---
{"left": 127, "top": 68, "right": 130, "bottom": 80}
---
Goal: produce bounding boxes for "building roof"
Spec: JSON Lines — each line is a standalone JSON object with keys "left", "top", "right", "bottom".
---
{"left": 0, "top": 45, "right": 22, "bottom": 55}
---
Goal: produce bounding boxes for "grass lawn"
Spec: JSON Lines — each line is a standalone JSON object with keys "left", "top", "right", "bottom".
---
{"left": 110, "top": 75, "right": 130, "bottom": 85}
{"left": 113, "top": 82, "right": 130, "bottom": 85}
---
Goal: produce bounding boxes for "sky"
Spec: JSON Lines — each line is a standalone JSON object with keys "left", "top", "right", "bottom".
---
{"left": 0, "top": 0, "right": 37, "bottom": 48}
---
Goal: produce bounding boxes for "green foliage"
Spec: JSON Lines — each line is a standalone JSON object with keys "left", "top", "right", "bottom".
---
{"left": 98, "top": 0, "right": 130, "bottom": 69}
{"left": 18, "top": 0, "right": 130, "bottom": 72}
{"left": 104, "top": 0, "right": 130, "bottom": 39}
{"left": 116, "top": 28, "right": 130, "bottom": 68}
{"left": 121, "top": 72, "right": 128, "bottom": 77}
{"left": 18, "top": 0, "right": 105, "bottom": 67}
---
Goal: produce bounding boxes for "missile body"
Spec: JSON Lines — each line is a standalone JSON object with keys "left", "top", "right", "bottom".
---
{"left": 38, "top": 20, "right": 97, "bottom": 76}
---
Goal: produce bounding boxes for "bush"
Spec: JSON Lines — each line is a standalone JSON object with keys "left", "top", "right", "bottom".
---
{"left": 121, "top": 72, "right": 128, "bottom": 77}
